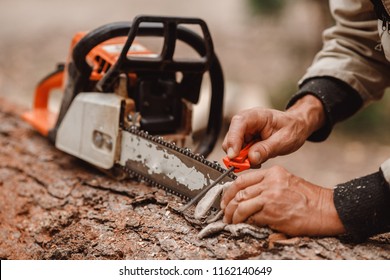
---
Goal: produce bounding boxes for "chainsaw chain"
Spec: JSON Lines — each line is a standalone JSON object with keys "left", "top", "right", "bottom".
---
{"left": 117, "top": 126, "right": 237, "bottom": 200}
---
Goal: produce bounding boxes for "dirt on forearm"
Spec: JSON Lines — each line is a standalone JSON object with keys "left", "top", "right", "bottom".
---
{"left": 0, "top": 98, "right": 389, "bottom": 260}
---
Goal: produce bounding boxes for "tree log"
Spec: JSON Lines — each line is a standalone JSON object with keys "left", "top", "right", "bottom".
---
{"left": 0, "top": 98, "right": 389, "bottom": 260}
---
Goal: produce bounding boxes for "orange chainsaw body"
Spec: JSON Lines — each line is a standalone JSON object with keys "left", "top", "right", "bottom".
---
{"left": 22, "top": 33, "right": 151, "bottom": 136}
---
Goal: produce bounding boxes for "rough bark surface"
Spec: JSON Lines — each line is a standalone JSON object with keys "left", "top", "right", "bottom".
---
{"left": 0, "top": 99, "right": 389, "bottom": 260}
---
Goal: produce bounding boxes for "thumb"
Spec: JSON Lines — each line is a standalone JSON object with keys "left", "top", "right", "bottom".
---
{"left": 248, "top": 137, "right": 280, "bottom": 166}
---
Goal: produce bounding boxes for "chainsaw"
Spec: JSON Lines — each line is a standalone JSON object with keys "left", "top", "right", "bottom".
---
{"left": 22, "top": 15, "right": 242, "bottom": 208}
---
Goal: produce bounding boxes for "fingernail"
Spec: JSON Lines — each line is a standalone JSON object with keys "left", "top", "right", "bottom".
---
{"left": 227, "top": 147, "right": 235, "bottom": 159}
{"left": 251, "top": 152, "right": 261, "bottom": 164}
{"left": 220, "top": 201, "right": 226, "bottom": 210}
{"left": 222, "top": 217, "right": 227, "bottom": 223}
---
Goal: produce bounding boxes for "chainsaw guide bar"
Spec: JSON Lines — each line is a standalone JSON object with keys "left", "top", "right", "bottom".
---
{"left": 118, "top": 127, "right": 236, "bottom": 208}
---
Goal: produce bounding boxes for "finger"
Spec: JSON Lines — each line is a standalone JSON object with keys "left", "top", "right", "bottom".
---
{"left": 222, "top": 115, "right": 247, "bottom": 159}
{"left": 223, "top": 109, "right": 269, "bottom": 158}
{"left": 222, "top": 197, "right": 239, "bottom": 224}
{"left": 234, "top": 183, "right": 266, "bottom": 203}
{"left": 222, "top": 183, "right": 266, "bottom": 223}
{"left": 231, "top": 196, "right": 266, "bottom": 224}
{"left": 246, "top": 213, "right": 268, "bottom": 227}
{"left": 220, "top": 170, "right": 265, "bottom": 210}
{"left": 222, "top": 134, "right": 229, "bottom": 152}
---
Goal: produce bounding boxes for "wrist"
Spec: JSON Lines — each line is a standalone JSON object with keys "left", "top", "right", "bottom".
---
{"left": 319, "top": 188, "right": 346, "bottom": 235}
{"left": 286, "top": 94, "right": 325, "bottom": 138}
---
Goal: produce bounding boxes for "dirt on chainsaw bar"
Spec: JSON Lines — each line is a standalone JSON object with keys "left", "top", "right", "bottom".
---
{"left": 0, "top": 99, "right": 389, "bottom": 260}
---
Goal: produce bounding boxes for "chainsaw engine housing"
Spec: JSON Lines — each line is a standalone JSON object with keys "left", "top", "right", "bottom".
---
{"left": 22, "top": 15, "right": 224, "bottom": 160}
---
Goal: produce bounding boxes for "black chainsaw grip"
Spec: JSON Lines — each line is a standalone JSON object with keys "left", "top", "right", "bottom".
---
{"left": 54, "top": 17, "right": 224, "bottom": 157}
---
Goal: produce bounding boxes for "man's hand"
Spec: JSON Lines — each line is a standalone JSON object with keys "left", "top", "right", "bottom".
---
{"left": 222, "top": 94, "right": 325, "bottom": 166}
{"left": 221, "top": 166, "right": 346, "bottom": 236}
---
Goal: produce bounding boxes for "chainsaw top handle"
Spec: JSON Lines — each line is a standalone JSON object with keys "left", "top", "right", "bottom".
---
{"left": 95, "top": 16, "right": 213, "bottom": 91}
{"left": 52, "top": 15, "right": 224, "bottom": 157}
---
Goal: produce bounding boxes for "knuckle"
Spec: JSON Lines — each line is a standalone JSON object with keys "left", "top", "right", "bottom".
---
{"left": 225, "top": 133, "right": 241, "bottom": 147}
{"left": 234, "top": 191, "right": 243, "bottom": 202}
{"left": 268, "top": 188, "right": 284, "bottom": 200}
{"left": 235, "top": 189, "right": 247, "bottom": 202}
{"left": 230, "top": 115, "right": 245, "bottom": 130}
{"left": 231, "top": 114, "right": 245, "bottom": 124}
{"left": 269, "top": 165, "right": 287, "bottom": 176}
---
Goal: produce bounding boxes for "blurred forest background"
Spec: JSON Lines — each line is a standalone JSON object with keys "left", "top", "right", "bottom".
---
{"left": 1, "top": 0, "right": 390, "bottom": 186}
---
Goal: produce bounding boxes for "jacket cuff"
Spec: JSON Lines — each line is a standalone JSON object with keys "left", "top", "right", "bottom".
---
{"left": 333, "top": 170, "right": 390, "bottom": 242}
{"left": 286, "top": 77, "right": 363, "bottom": 142}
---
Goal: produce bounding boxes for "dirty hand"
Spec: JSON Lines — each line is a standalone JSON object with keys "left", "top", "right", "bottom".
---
{"left": 221, "top": 166, "right": 346, "bottom": 236}
{"left": 222, "top": 94, "right": 325, "bottom": 166}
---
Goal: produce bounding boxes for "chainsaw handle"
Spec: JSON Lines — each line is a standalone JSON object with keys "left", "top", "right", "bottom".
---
{"left": 22, "top": 64, "right": 65, "bottom": 137}
{"left": 99, "top": 16, "right": 213, "bottom": 81}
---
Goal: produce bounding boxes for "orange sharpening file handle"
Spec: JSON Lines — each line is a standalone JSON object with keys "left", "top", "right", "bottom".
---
{"left": 223, "top": 140, "right": 256, "bottom": 173}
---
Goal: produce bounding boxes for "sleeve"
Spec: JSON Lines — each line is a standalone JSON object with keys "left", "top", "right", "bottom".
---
{"left": 287, "top": 0, "right": 390, "bottom": 141}
{"left": 333, "top": 158, "right": 390, "bottom": 242}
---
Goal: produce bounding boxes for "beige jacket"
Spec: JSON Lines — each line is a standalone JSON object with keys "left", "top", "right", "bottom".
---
{"left": 300, "top": 1, "right": 390, "bottom": 240}
{"left": 300, "top": 0, "right": 390, "bottom": 103}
